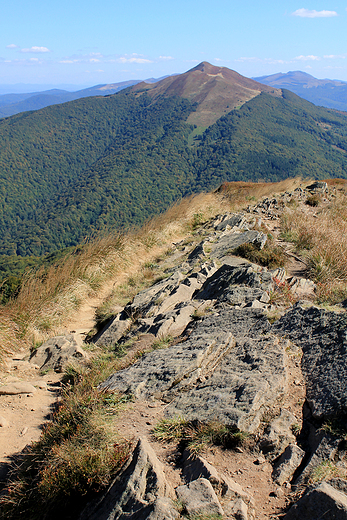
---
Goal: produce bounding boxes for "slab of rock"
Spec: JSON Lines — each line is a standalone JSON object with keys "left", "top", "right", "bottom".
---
{"left": 81, "top": 437, "right": 176, "bottom": 520}
{"left": 214, "top": 213, "right": 248, "bottom": 232}
{"left": 272, "top": 444, "right": 306, "bottom": 486}
{"left": 176, "top": 478, "right": 224, "bottom": 516}
{"left": 195, "top": 263, "right": 272, "bottom": 304}
{"left": 284, "top": 481, "right": 347, "bottom": 519}
{"left": 94, "top": 310, "right": 131, "bottom": 347}
{"left": 0, "top": 382, "right": 36, "bottom": 395}
{"left": 29, "top": 334, "right": 88, "bottom": 372}
{"left": 210, "top": 230, "right": 267, "bottom": 259}
{"left": 273, "top": 303, "right": 347, "bottom": 419}
{"left": 101, "top": 309, "right": 287, "bottom": 433}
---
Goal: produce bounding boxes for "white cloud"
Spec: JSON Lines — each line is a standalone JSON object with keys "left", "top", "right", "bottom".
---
{"left": 294, "top": 54, "right": 320, "bottom": 61}
{"left": 89, "top": 58, "right": 100, "bottom": 63}
{"left": 6, "top": 44, "right": 18, "bottom": 49}
{"left": 118, "top": 57, "right": 152, "bottom": 64}
{"left": 159, "top": 55, "right": 174, "bottom": 60}
{"left": 21, "top": 46, "right": 50, "bottom": 53}
{"left": 292, "top": 8, "right": 338, "bottom": 18}
{"left": 324, "top": 54, "right": 346, "bottom": 59}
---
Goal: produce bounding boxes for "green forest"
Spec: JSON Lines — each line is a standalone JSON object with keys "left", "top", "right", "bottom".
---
{"left": 1, "top": 85, "right": 347, "bottom": 296}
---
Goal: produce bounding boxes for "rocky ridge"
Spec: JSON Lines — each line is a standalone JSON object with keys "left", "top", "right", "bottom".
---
{"left": 80, "top": 182, "right": 347, "bottom": 519}
{"left": 2, "top": 181, "right": 347, "bottom": 519}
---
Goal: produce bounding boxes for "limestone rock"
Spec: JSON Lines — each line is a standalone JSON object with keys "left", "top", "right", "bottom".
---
{"left": 29, "top": 334, "right": 88, "bottom": 372}
{"left": 272, "top": 444, "right": 306, "bottom": 486}
{"left": 273, "top": 303, "right": 347, "bottom": 419}
{"left": 0, "top": 382, "right": 36, "bottom": 395}
{"left": 81, "top": 437, "right": 175, "bottom": 520}
{"left": 284, "top": 481, "right": 347, "bottom": 519}
{"left": 176, "top": 478, "right": 224, "bottom": 516}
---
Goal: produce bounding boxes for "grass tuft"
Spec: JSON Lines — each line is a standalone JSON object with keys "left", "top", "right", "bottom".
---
{"left": 153, "top": 418, "right": 248, "bottom": 454}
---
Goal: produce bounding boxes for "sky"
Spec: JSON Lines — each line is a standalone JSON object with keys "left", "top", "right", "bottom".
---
{"left": 1, "top": 0, "right": 347, "bottom": 92}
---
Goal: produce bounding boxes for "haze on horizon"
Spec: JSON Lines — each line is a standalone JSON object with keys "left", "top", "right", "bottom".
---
{"left": 1, "top": 0, "right": 347, "bottom": 93}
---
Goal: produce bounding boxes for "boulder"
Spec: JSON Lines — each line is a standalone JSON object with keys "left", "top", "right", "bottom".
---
{"left": 272, "top": 444, "right": 306, "bottom": 486}
{"left": 81, "top": 437, "right": 176, "bottom": 520}
{"left": 273, "top": 303, "right": 347, "bottom": 419}
{"left": 195, "top": 263, "right": 272, "bottom": 303}
{"left": 101, "top": 309, "right": 287, "bottom": 433}
{"left": 94, "top": 310, "right": 131, "bottom": 347}
{"left": 29, "top": 334, "right": 88, "bottom": 372}
{"left": 210, "top": 230, "right": 267, "bottom": 259}
{"left": 284, "top": 481, "right": 347, "bottom": 519}
{"left": 176, "top": 478, "right": 224, "bottom": 517}
{"left": 259, "top": 409, "right": 298, "bottom": 455}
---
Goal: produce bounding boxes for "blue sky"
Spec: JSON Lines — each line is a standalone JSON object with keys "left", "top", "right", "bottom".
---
{"left": 1, "top": 0, "right": 347, "bottom": 91}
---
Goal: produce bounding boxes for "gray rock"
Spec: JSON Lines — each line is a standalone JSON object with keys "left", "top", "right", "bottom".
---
{"left": 125, "top": 270, "right": 186, "bottom": 319}
{"left": 29, "top": 334, "right": 88, "bottom": 372}
{"left": 259, "top": 409, "right": 297, "bottom": 455}
{"left": 182, "top": 450, "right": 222, "bottom": 487}
{"left": 272, "top": 444, "right": 306, "bottom": 486}
{"left": 94, "top": 311, "right": 131, "bottom": 347}
{"left": 228, "top": 498, "right": 249, "bottom": 520}
{"left": 176, "top": 478, "right": 224, "bottom": 516}
{"left": 210, "top": 230, "right": 267, "bottom": 259}
{"left": 273, "top": 303, "right": 347, "bottom": 419}
{"left": 101, "top": 309, "right": 287, "bottom": 433}
{"left": 81, "top": 437, "right": 175, "bottom": 520}
{"left": 284, "top": 481, "right": 347, "bottom": 519}
{"left": 214, "top": 213, "right": 248, "bottom": 232}
{"left": 294, "top": 432, "right": 340, "bottom": 488}
{"left": 195, "top": 263, "right": 272, "bottom": 303}
{"left": 0, "top": 382, "right": 37, "bottom": 395}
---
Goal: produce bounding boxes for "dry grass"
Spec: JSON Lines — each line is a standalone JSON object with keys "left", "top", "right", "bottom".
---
{"left": 217, "top": 177, "right": 303, "bottom": 209}
{"left": 281, "top": 187, "right": 347, "bottom": 304}
{"left": 0, "top": 349, "right": 133, "bottom": 520}
{"left": 0, "top": 192, "right": 228, "bottom": 361}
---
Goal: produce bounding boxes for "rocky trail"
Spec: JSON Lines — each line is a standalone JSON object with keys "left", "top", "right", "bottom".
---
{"left": 2, "top": 181, "right": 347, "bottom": 519}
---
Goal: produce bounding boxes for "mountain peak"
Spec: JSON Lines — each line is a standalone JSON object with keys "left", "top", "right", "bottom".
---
{"left": 133, "top": 62, "right": 280, "bottom": 127}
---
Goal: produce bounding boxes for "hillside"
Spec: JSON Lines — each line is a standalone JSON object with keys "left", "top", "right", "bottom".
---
{"left": 1, "top": 179, "right": 347, "bottom": 519}
{"left": 255, "top": 70, "right": 347, "bottom": 111}
{"left": 2, "top": 62, "right": 347, "bottom": 259}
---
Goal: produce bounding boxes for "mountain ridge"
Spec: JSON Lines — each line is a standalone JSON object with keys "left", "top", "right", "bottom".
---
{"left": 255, "top": 70, "right": 347, "bottom": 111}
{"left": 1, "top": 62, "right": 347, "bottom": 258}
{"left": 133, "top": 61, "right": 280, "bottom": 126}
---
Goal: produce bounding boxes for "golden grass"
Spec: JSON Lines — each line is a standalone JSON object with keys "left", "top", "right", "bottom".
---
{"left": 281, "top": 187, "right": 347, "bottom": 304}
{"left": 0, "top": 192, "right": 228, "bottom": 360}
{"left": 2, "top": 177, "right": 347, "bottom": 361}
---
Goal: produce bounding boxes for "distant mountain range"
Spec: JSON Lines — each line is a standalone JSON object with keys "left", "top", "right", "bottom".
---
{"left": 0, "top": 78, "right": 166, "bottom": 118}
{"left": 2, "top": 69, "right": 347, "bottom": 119}
{"left": 254, "top": 71, "right": 347, "bottom": 111}
{"left": 1, "top": 61, "right": 347, "bottom": 259}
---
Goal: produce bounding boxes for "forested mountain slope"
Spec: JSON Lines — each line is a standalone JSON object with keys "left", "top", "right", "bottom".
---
{"left": 1, "top": 62, "right": 347, "bottom": 258}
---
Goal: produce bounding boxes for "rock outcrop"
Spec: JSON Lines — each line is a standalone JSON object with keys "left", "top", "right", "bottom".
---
{"left": 88, "top": 205, "right": 347, "bottom": 519}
